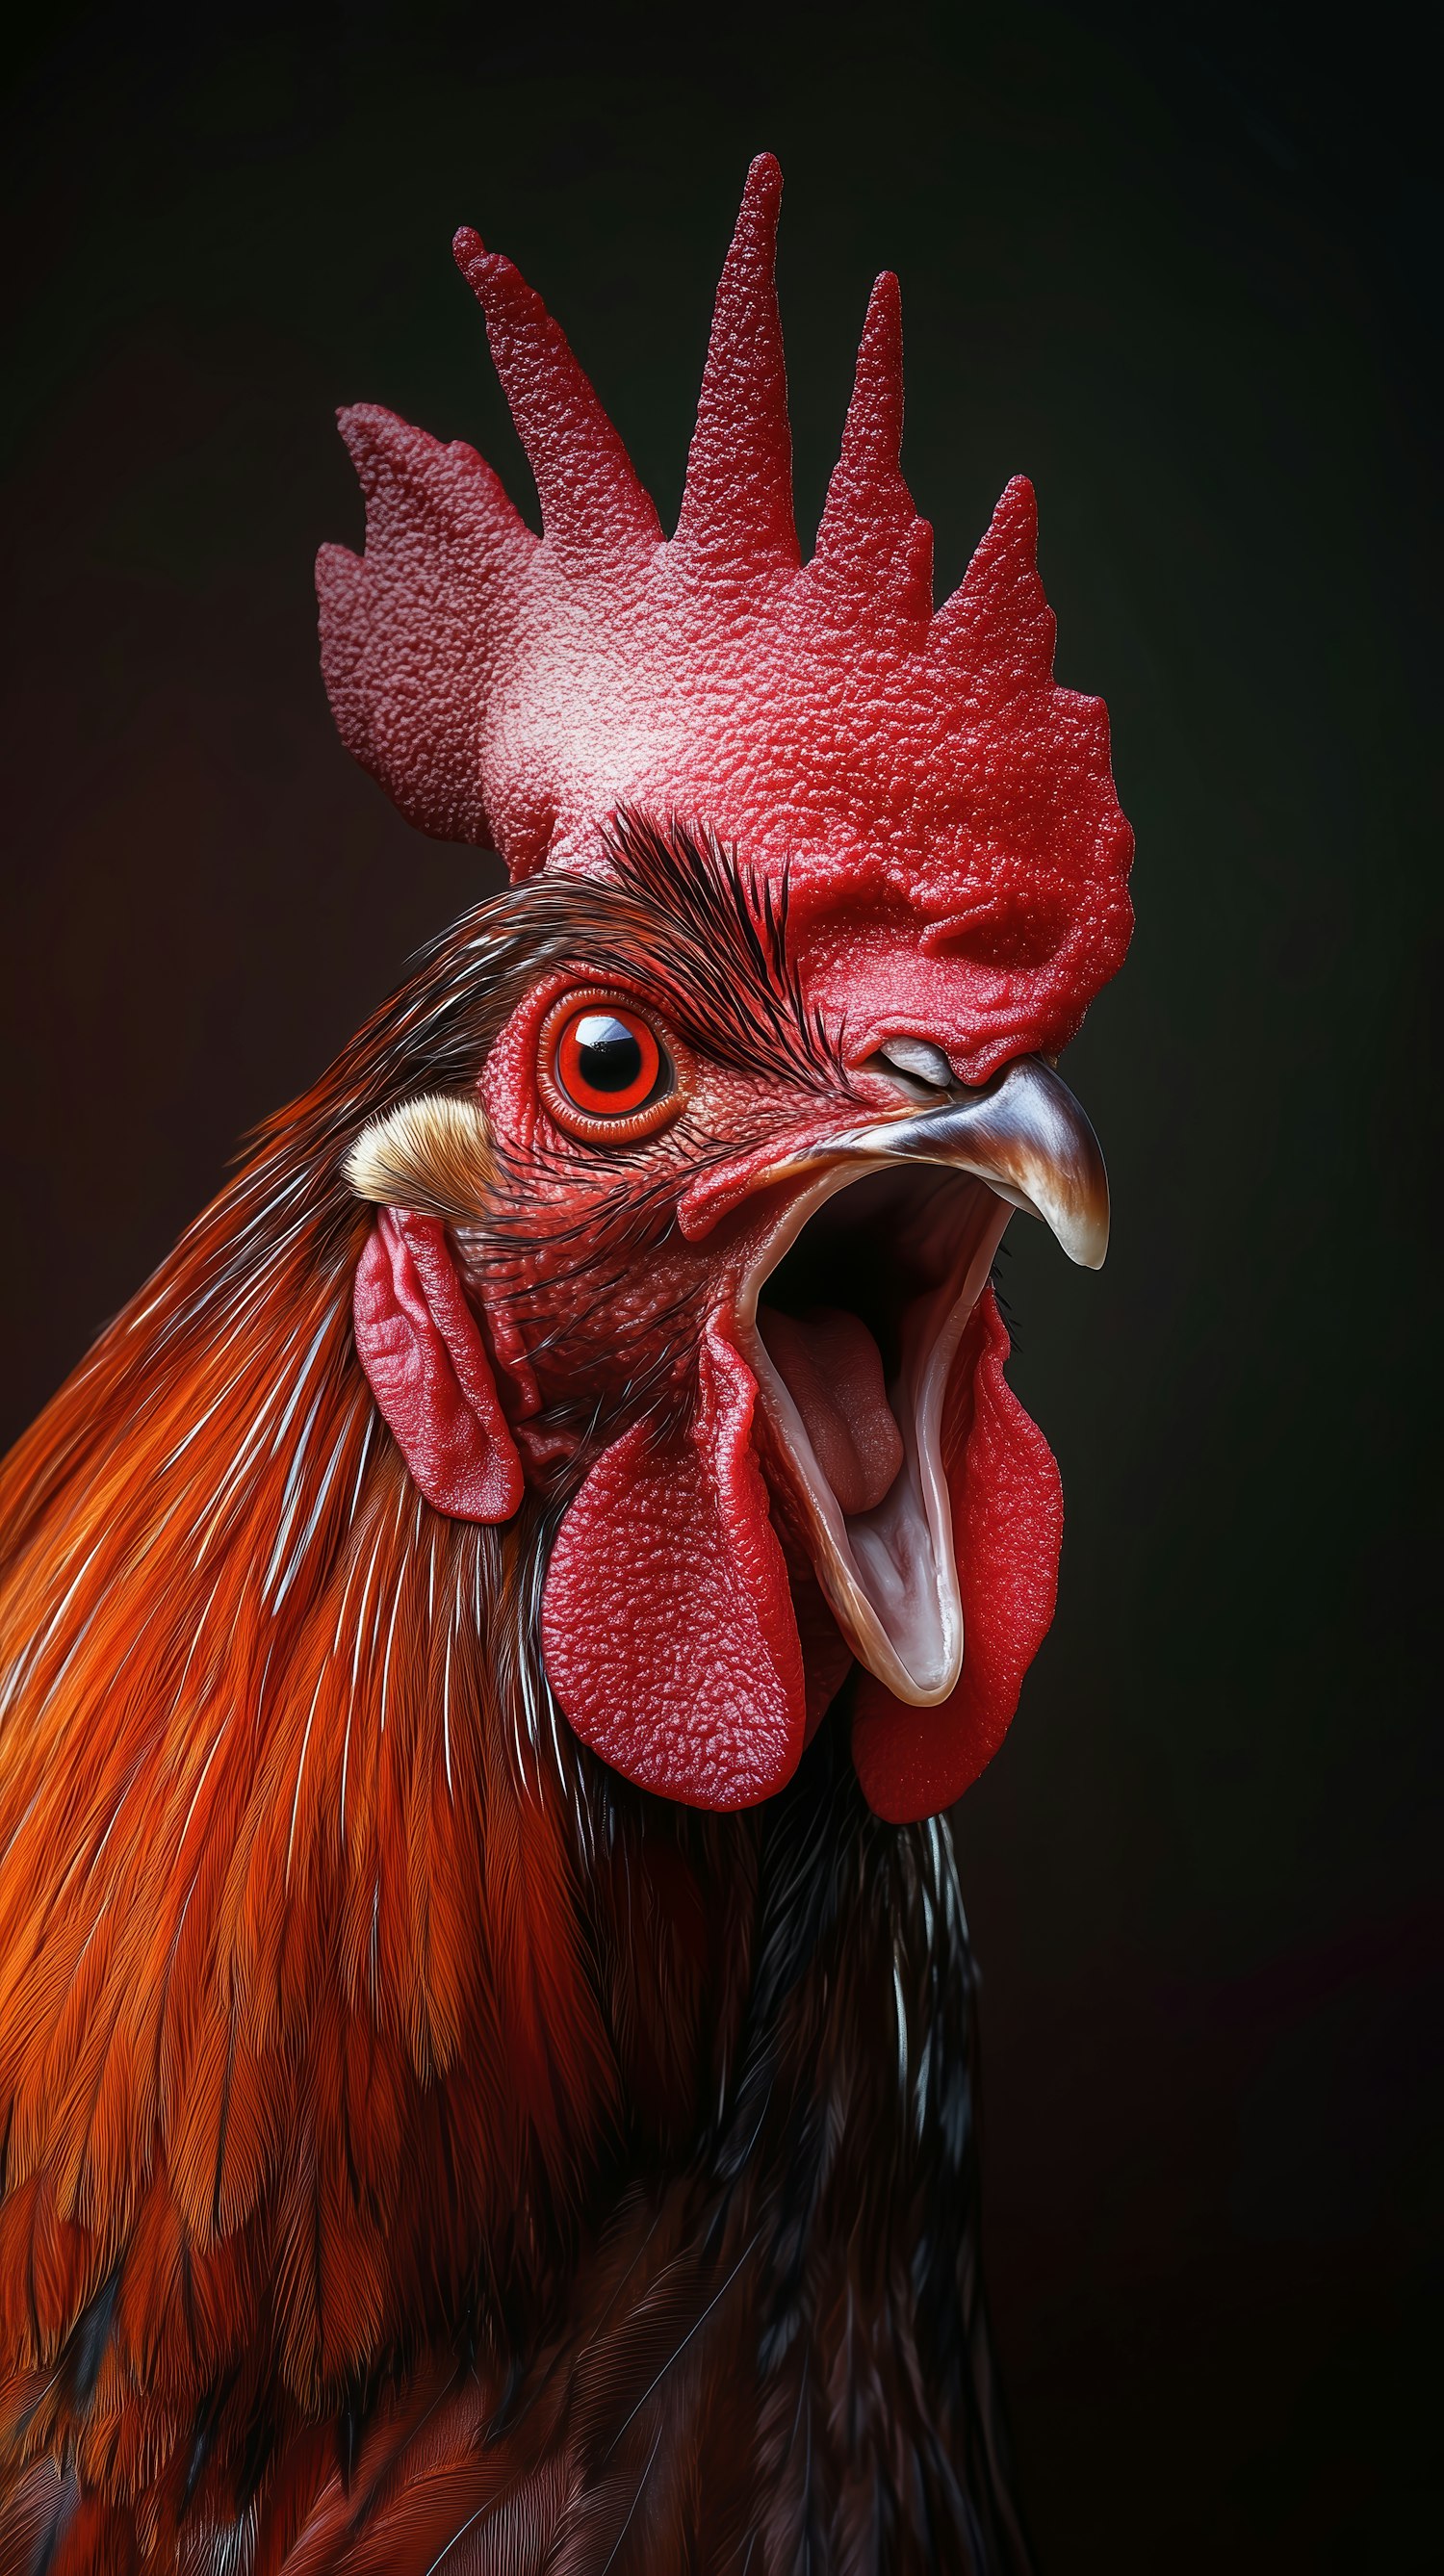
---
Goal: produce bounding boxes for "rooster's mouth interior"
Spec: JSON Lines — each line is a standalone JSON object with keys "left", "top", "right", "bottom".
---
{"left": 737, "top": 1165, "right": 1012, "bottom": 1707}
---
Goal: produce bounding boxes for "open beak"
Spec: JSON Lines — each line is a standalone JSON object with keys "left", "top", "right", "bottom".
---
{"left": 733, "top": 1056, "right": 1109, "bottom": 1708}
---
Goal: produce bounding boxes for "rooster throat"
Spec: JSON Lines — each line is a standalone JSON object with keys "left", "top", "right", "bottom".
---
{"left": 737, "top": 1170, "right": 1009, "bottom": 1706}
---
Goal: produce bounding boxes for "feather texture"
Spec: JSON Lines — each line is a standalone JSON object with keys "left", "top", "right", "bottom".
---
{"left": 0, "top": 857, "right": 1033, "bottom": 2570}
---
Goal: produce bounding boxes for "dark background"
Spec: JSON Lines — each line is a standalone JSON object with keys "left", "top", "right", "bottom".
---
{"left": 2, "top": 3, "right": 1438, "bottom": 2565}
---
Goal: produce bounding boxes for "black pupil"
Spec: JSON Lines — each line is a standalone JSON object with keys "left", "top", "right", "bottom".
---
{"left": 574, "top": 1014, "right": 646, "bottom": 1096}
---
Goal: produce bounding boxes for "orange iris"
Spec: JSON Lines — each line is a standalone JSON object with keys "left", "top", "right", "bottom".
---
{"left": 537, "top": 992, "right": 683, "bottom": 1142}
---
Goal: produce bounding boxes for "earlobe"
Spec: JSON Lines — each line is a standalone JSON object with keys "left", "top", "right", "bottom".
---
{"left": 353, "top": 1208, "right": 524, "bottom": 1523}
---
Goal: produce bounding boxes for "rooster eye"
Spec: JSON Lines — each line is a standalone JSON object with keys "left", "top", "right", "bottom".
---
{"left": 562, "top": 1011, "right": 658, "bottom": 1110}
{"left": 537, "top": 992, "right": 683, "bottom": 1143}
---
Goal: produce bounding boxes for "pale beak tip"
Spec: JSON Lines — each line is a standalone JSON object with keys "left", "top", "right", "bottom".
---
{"left": 1072, "top": 1195, "right": 1111, "bottom": 1270}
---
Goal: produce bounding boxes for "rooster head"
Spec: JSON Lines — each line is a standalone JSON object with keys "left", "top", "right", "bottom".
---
{"left": 320, "top": 156, "right": 1132, "bottom": 1824}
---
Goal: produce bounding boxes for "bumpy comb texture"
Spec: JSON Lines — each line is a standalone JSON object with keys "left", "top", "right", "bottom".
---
{"left": 318, "top": 151, "right": 1132, "bottom": 1069}
{"left": 673, "top": 151, "right": 796, "bottom": 567}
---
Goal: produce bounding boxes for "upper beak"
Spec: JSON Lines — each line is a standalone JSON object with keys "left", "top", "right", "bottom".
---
{"left": 835, "top": 1056, "right": 1110, "bottom": 1269}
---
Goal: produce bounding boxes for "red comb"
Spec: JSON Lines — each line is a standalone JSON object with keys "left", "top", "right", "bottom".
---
{"left": 318, "top": 154, "right": 1132, "bottom": 1070}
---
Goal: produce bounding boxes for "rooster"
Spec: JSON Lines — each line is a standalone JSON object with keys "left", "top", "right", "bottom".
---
{"left": 0, "top": 157, "right": 1131, "bottom": 2572}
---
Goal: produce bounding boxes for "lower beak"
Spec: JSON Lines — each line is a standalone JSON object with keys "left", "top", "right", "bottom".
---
{"left": 830, "top": 1054, "right": 1111, "bottom": 1268}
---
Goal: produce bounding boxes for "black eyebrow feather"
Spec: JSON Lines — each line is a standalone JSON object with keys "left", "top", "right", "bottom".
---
{"left": 595, "top": 808, "right": 846, "bottom": 1095}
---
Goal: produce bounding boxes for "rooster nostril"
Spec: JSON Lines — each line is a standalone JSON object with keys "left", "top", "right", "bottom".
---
{"left": 876, "top": 1037, "right": 956, "bottom": 1091}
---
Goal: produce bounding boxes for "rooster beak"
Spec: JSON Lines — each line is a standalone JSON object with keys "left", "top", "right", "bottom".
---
{"left": 836, "top": 1056, "right": 1110, "bottom": 1269}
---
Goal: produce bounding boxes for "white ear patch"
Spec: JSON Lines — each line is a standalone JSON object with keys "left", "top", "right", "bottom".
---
{"left": 344, "top": 1094, "right": 496, "bottom": 1223}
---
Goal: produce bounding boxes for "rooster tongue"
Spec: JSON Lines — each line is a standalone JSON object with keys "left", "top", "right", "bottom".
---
{"left": 756, "top": 1304, "right": 903, "bottom": 1519}
{"left": 739, "top": 1180, "right": 1009, "bottom": 1710}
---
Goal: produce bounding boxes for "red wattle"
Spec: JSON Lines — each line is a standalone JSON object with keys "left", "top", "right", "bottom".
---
{"left": 540, "top": 1321, "right": 806, "bottom": 1810}
{"left": 851, "top": 1291, "right": 1063, "bottom": 1823}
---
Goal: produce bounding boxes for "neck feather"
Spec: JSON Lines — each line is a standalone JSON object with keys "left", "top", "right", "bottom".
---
{"left": 0, "top": 1116, "right": 621, "bottom": 2468}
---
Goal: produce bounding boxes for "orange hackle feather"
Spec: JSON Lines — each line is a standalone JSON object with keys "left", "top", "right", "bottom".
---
{"left": 0, "top": 1008, "right": 616, "bottom": 2543}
